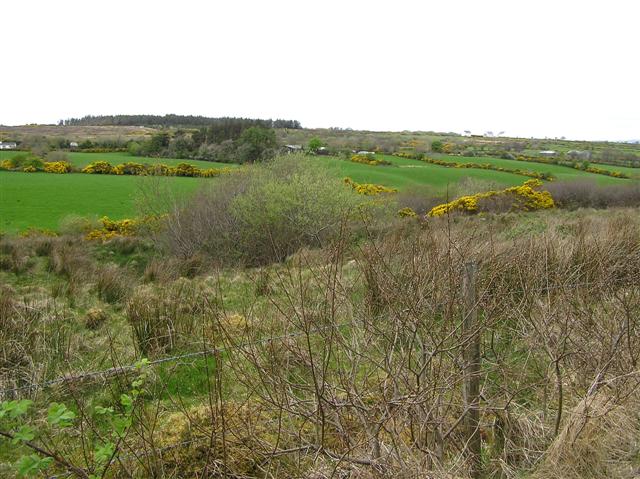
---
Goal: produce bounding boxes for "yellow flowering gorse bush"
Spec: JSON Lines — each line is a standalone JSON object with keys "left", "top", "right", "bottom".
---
{"left": 398, "top": 207, "right": 418, "bottom": 218}
{"left": 43, "top": 161, "right": 73, "bottom": 174}
{"left": 343, "top": 177, "right": 397, "bottom": 195}
{"left": 86, "top": 215, "right": 167, "bottom": 241}
{"left": 350, "top": 154, "right": 392, "bottom": 166}
{"left": 428, "top": 179, "right": 555, "bottom": 217}
{"left": 81, "top": 161, "right": 231, "bottom": 178}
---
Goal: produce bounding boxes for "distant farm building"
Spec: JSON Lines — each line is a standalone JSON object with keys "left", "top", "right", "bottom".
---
{"left": 539, "top": 150, "right": 557, "bottom": 157}
{"left": 69, "top": 141, "right": 79, "bottom": 148}
{"left": 0, "top": 141, "right": 17, "bottom": 150}
{"left": 283, "top": 144, "right": 303, "bottom": 153}
{"left": 316, "top": 146, "right": 329, "bottom": 155}
{"left": 356, "top": 151, "right": 376, "bottom": 156}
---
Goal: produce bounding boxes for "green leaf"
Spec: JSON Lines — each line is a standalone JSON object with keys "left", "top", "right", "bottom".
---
{"left": 11, "top": 426, "right": 35, "bottom": 445}
{"left": 131, "top": 378, "right": 144, "bottom": 389}
{"left": 15, "top": 454, "right": 53, "bottom": 477}
{"left": 47, "top": 403, "right": 76, "bottom": 427}
{"left": 94, "top": 406, "right": 114, "bottom": 416}
{"left": 134, "top": 358, "right": 149, "bottom": 369}
{"left": 1, "top": 400, "right": 33, "bottom": 419}
{"left": 111, "top": 415, "right": 132, "bottom": 438}
{"left": 94, "top": 442, "right": 115, "bottom": 465}
{"left": 120, "top": 394, "right": 133, "bottom": 411}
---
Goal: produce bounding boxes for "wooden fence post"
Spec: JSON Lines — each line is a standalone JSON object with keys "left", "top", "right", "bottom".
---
{"left": 463, "top": 261, "right": 481, "bottom": 478}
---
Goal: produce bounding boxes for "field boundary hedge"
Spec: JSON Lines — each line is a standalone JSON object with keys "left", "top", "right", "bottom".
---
{"left": 393, "top": 152, "right": 555, "bottom": 180}
{"left": 512, "top": 154, "right": 631, "bottom": 178}
{"left": 0, "top": 160, "right": 232, "bottom": 178}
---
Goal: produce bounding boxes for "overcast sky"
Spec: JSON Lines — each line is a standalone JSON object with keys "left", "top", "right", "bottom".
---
{"left": 2, "top": 0, "right": 638, "bottom": 141}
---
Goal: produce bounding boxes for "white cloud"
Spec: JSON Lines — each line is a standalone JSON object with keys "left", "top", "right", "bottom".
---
{"left": 2, "top": 0, "right": 638, "bottom": 140}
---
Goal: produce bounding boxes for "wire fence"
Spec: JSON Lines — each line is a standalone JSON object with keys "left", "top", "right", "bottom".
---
{"left": 0, "top": 279, "right": 617, "bottom": 400}
{"left": 0, "top": 276, "right": 636, "bottom": 479}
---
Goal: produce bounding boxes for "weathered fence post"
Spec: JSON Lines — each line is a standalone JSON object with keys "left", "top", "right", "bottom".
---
{"left": 463, "top": 261, "right": 481, "bottom": 478}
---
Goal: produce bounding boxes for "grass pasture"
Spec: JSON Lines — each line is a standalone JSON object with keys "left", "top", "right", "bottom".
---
{"left": 0, "top": 171, "right": 206, "bottom": 232}
{"left": 1, "top": 148, "right": 636, "bottom": 233}
{"left": 381, "top": 153, "right": 636, "bottom": 183}
{"left": 318, "top": 155, "right": 527, "bottom": 190}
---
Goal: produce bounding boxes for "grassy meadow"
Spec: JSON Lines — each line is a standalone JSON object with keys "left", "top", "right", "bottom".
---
{"left": 0, "top": 151, "right": 237, "bottom": 232}
{"left": 0, "top": 171, "right": 207, "bottom": 232}
{"left": 0, "top": 149, "right": 636, "bottom": 232}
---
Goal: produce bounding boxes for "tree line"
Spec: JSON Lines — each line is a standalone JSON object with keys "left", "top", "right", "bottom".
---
{"left": 60, "top": 115, "right": 302, "bottom": 130}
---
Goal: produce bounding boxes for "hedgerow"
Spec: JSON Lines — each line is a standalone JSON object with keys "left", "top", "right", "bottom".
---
{"left": 82, "top": 161, "right": 231, "bottom": 178}
{"left": 394, "top": 152, "right": 554, "bottom": 180}
{"left": 350, "top": 154, "right": 392, "bottom": 166}
{"left": 1, "top": 156, "right": 231, "bottom": 178}
{"left": 513, "top": 154, "right": 630, "bottom": 178}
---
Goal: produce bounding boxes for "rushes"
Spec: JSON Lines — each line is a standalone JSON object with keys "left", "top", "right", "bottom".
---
{"left": 126, "top": 279, "right": 211, "bottom": 356}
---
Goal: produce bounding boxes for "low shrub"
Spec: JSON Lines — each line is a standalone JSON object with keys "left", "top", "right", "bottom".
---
{"left": 45, "top": 150, "right": 69, "bottom": 163}
{"left": 545, "top": 180, "right": 640, "bottom": 209}
{"left": 43, "top": 161, "right": 73, "bottom": 174}
{"left": 112, "top": 162, "right": 147, "bottom": 175}
{"left": 428, "top": 179, "right": 555, "bottom": 217}
{"left": 58, "top": 215, "right": 100, "bottom": 236}
{"left": 82, "top": 161, "right": 113, "bottom": 174}
{"left": 86, "top": 217, "right": 139, "bottom": 241}
{"left": 396, "top": 184, "right": 447, "bottom": 214}
{"left": 162, "top": 154, "right": 361, "bottom": 265}
{"left": 398, "top": 206, "right": 418, "bottom": 218}
{"left": 350, "top": 154, "right": 392, "bottom": 166}
{"left": 343, "top": 177, "right": 397, "bottom": 195}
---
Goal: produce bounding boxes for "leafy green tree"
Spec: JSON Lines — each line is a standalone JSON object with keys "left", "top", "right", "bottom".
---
{"left": 431, "top": 140, "right": 444, "bottom": 153}
{"left": 236, "top": 126, "right": 277, "bottom": 163}
{"left": 147, "top": 132, "right": 170, "bottom": 155}
{"left": 308, "top": 137, "right": 323, "bottom": 153}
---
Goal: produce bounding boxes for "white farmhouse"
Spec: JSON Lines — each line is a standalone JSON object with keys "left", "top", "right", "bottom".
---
{"left": 0, "top": 141, "right": 17, "bottom": 150}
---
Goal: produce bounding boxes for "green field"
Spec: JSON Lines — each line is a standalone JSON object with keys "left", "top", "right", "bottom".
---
{"left": 0, "top": 171, "right": 207, "bottom": 232}
{"left": 1, "top": 150, "right": 637, "bottom": 232}
{"left": 383, "top": 154, "right": 636, "bottom": 184}
{"left": 318, "top": 155, "right": 527, "bottom": 189}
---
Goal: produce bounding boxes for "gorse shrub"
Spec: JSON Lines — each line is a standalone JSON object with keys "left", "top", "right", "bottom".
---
{"left": 350, "top": 154, "right": 392, "bottom": 166}
{"left": 428, "top": 179, "right": 555, "bottom": 217}
{"left": 81, "top": 160, "right": 231, "bottom": 178}
{"left": 43, "top": 161, "right": 73, "bottom": 174}
{"left": 81, "top": 161, "right": 113, "bottom": 174}
{"left": 343, "top": 177, "right": 397, "bottom": 195}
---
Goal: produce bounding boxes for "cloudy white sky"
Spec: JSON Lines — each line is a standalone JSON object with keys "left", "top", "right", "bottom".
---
{"left": 2, "top": 0, "right": 638, "bottom": 141}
